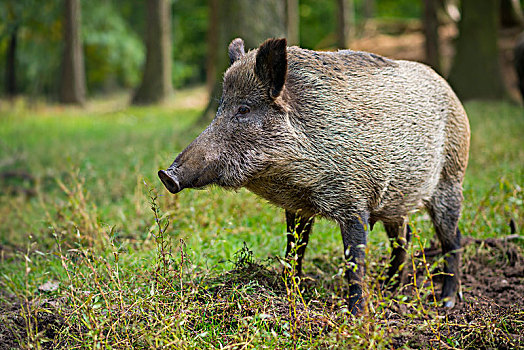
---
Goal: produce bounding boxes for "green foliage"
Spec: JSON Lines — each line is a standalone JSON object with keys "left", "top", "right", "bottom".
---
{"left": 299, "top": 0, "right": 422, "bottom": 49}
{"left": 0, "top": 0, "right": 145, "bottom": 96}
{"left": 374, "top": 0, "right": 422, "bottom": 19}
{"left": 111, "top": 0, "right": 210, "bottom": 89}
{"left": 0, "top": 0, "right": 62, "bottom": 95}
{"left": 0, "top": 0, "right": 428, "bottom": 96}
{"left": 82, "top": 1, "right": 144, "bottom": 90}
{"left": 172, "top": 0, "right": 208, "bottom": 88}
{"left": 299, "top": 0, "right": 337, "bottom": 49}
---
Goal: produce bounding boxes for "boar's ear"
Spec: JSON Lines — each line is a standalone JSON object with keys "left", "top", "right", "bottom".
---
{"left": 255, "top": 38, "right": 287, "bottom": 99}
{"left": 228, "top": 38, "right": 245, "bottom": 64}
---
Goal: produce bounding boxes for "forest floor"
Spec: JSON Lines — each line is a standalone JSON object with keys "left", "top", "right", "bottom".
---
{"left": 2, "top": 232, "right": 523, "bottom": 349}
{"left": 0, "top": 29, "right": 523, "bottom": 349}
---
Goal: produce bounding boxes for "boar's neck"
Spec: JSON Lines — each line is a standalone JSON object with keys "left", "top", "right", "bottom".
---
{"left": 245, "top": 176, "right": 317, "bottom": 217}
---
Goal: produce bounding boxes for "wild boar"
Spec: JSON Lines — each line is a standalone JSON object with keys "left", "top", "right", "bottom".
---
{"left": 158, "top": 38, "right": 470, "bottom": 314}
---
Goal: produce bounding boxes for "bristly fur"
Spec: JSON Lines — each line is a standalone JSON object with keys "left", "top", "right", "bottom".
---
{"left": 161, "top": 37, "right": 471, "bottom": 311}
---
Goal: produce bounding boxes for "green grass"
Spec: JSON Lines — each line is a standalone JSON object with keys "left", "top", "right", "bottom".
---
{"left": 0, "top": 94, "right": 522, "bottom": 349}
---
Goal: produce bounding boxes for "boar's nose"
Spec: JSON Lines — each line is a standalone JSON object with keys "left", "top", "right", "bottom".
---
{"left": 158, "top": 169, "right": 181, "bottom": 194}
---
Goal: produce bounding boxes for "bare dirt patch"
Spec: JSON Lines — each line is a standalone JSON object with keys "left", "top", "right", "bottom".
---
{"left": 0, "top": 297, "right": 64, "bottom": 350}
{"left": 395, "top": 236, "right": 524, "bottom": 349}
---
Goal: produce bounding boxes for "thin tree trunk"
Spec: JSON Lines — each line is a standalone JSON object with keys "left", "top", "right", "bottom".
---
{"left": 286, "top": 0, "right": 299, "bottom": 46}
{"left": 448, "top": 0, "right": 505, "bottom": 100}
{"left": 423, "top": 0, "right": 440, "bottom": 71}
{"left": 132, "top": 0, "right": 173, "bottom": 105}
{"left": 206, "top": 0, "right": 219, "bottom": 96}
{"left": 515, "top": 34, "right": 524, "bottom": 101}
{"left": 5, "top": 25, "right": 18, "bottom": 97}
{"left": 336, "top": 0, "right": 354, "bottom": 49}
{"left": 60, "top": 0, "right": 86, "bottom": 105}
{"left": 363, "top": 0, "right": 374, "bottom": 20}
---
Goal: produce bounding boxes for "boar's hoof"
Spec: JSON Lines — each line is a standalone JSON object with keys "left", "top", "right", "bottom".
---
{"left": 158, "top": 170, "right": 181, "bottom": 194}
{"left": 442, "top": 297, "right": 456, "bottom": 309}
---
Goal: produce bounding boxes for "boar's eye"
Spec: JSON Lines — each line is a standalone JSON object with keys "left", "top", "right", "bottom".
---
{"left": 237, "top": 105, "right": 250, "bottom": 116}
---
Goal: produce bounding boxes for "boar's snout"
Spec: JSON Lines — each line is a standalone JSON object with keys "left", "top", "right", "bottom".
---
{"left": 158, "top": 169, "right": 181, "bottom": 194}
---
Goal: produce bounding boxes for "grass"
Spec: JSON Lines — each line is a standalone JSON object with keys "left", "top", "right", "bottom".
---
{"left": 0, "top": 92, "right": 522, "bottom": 349}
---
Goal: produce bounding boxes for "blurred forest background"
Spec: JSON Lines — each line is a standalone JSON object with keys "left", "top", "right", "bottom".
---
{"left": 1, "top": 0, "right": 523, "bottom": 107}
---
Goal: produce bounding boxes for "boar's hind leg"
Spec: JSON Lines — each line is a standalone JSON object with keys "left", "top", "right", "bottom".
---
{"left": 340, "top": 214, "right": 369, "bottom": 315}
{"left": 426, "top": 182, "right": 463, "bottom": 308}
{"left": 285, "top": 210, "right": 315, "bottom": 276}
{"left": 384, "top": 222, "right": 411, "bottom": 290}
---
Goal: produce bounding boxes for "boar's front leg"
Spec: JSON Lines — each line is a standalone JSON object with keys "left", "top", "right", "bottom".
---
{"left": 383, "top": 222, "right": 411, "bottom": 290}
{"left": 285, "top": 210, "right": 314, "bottom": 276}
{"left": 340, "top": 214, "right": 369, "bottom": 315}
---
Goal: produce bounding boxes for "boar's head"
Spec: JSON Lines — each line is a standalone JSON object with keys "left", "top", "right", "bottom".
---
{"left": 158, "top": 38, "right": 294, "bottom": 194}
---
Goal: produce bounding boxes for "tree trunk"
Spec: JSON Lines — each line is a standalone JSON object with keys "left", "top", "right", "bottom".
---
{"left": 363, "top": 0, "right": 375, "bottom": 20}
{"left": 448, "top": 0, "right": 505, "bottom": 100}
{"left": 5, "top": 25, "right": 18, "bottom": 97}
{"left": 423, "top": 0, "right": 440, "bottom": 71}
{"left": 60, "top": 0, "right": 86, "bottom": 105}
{"left": 286, "top": 0, "right": 299, "bottom": 46}
{"left": 336, "top": 0, "right": 355, "bottom": 49}
{"left": 514, "top": 34, "right": 524, "bottom": 101}
{"left": 201, "top": 0, "right": 286, "bottom": 122}
{"left": 132, "top": 0, "right": 173, "bottom": 105}
{"left": 500, "top": 0, "right": 523, "bottom": 28}
{"left": 206, "top": 0, "right": 219, "bottom": 96}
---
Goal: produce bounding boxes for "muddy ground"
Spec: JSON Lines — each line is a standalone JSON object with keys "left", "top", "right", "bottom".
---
{"left": 395, "top": 236, "right": 524, "bottom": 349}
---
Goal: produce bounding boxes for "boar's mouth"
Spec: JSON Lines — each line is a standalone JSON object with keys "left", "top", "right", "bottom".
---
{"left": 158, "top": 169, "right": 181, "bottom": 194}
{"left": 158, "top": 165, "right": 221, "bottom": 194}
